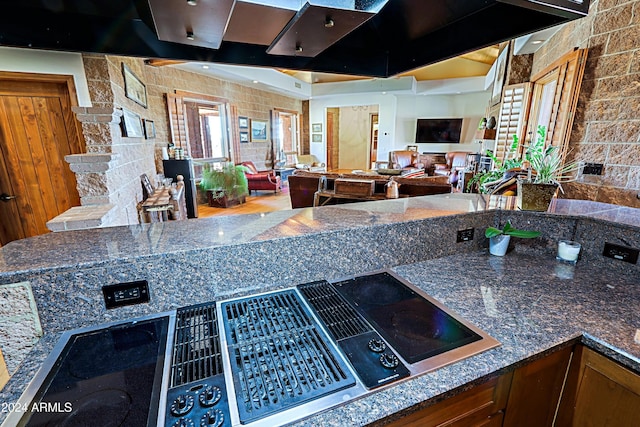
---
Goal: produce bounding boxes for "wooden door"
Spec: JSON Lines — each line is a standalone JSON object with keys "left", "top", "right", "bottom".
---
{"left": 0, "top": 73, "right": 84, "bottom": 245}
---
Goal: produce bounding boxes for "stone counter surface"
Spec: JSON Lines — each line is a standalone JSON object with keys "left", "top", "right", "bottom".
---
{"left": 0, "top": 195, "right": 639, "bottom": 426}
{"left": 1, "top": 251, "right": 639, "bottom": 426}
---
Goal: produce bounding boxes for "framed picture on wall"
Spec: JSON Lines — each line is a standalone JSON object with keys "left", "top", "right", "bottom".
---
{"left": 312, "top": 123, "right": 322, "bottom": 132}
{"left": 240, "top": 131, "right": 249, "bottom": 143}
{"left": 407, "top": 145, "right": 418, "bottom": 151}
{"left": 491, "top": 44, "right": 509, "bottom": 106}
{"left": 250, "top": 119, "right": 268, "bottom": 142}
{"left": 122, "top": 63, "right": 147, "bottom": 108}
{"left": 312, "top": 133, "right": 322, "bottom": 143}
{"left": 144, "top": 119, "right": 156, "bottom": 139}
{"left": 121, "top": 108, "right": 144, "bottom": 138}
{"left": 238, "top": 116, "right": 248, "bottom": 129}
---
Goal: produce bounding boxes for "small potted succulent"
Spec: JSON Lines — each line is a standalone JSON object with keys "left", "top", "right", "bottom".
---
{"left": 485, "top": 220, "right": 541, "bottom": 256}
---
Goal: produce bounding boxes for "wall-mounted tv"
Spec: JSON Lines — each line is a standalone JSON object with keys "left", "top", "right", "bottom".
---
{"left": 415, "top": 118, "right": 463, "bottom": 143}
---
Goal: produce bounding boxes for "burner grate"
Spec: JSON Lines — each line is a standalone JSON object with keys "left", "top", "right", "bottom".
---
{"left": 221, "top": 289, "right": 355, "bottom": 424}
{"left": 298, "top": 281, "right": 371, "bottom": 341}
{"left": 170, "top": 301, "right": 222, "bottom": 387}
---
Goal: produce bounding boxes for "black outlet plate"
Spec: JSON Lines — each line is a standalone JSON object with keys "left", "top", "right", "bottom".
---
{"left": 457, "top": 228, "right": 474, "bottom": 242}
{"left": 603, "top": 243, "right": 639, "bottom": 264}
{"left": 102, "top": 280, "right": 150, "bottom": 309}
{"left": 583, "top": 163, "right": 604, "bottom": 175}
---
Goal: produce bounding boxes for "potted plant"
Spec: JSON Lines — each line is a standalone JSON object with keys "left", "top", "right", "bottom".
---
{"left": 517, "top": 126, "right": 580, "bottom": 211}
{"left": 200, "top": 162, "right": 249, "bottom": 208}
{"left": 485, "top": 220, "right": 541, "bottom": 256}
{"left": 467, "top": 134, "right": 523, "bottom": 194}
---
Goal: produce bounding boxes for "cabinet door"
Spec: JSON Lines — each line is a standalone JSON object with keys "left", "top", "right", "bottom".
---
{"left": 558, "top": 345, "right": 640, "bottom": 427}
{"left": 383, "top": 372, "right": 512, "bottom": 427}
{"left": 503, "top": 345, "right": 573, "bottom": 427}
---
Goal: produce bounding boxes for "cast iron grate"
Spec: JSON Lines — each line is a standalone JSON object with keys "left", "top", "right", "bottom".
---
{"left": 170, "top": 301, "right": 222, "bottom": 387}
{"left": 221, "top": 289, "right": 355, "bottom": 424}
{"left": 297, "top": 280, "right": 371, "bottom": 341}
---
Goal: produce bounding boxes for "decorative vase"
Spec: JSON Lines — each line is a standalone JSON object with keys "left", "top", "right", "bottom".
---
{"left": 489, "top": 235, "right": 511, "bottom": 256}
{"left": 517, "top": 181, "right": 558, "bottom": 211}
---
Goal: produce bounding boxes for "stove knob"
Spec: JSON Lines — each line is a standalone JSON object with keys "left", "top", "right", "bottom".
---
{"left": 170, "top": 394, "right": 195, "bottom": 416}
{"left": 199, "top": 385, "right": 222, "bottom": 407}
{"left": 380, "top": 353, "right": 399, "bottom": 369}
{"left": 367, "top": 338, "right": 386, "bottom": 353}
{"left": 172, "top": 418, "right": 195, "bottom": 427}
{"left": 200, "top": 409, "right": 225, "bottom": 427}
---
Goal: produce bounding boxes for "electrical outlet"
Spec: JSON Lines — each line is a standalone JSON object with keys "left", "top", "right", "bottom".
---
{"left": 603, "top": 242, "right": 639, "bottom": 264}
{"left": 583, "top": 163, "right": 603, "bottom": 175}
{"left": 457, "top": 228, "right": 474, "bottom": 242}
{"left": 102, "top": 280, "right": 150, "bottom": 309}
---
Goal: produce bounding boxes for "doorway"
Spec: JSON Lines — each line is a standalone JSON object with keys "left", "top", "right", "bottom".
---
{"left": 0, "top": 72, "right": 85, "bottom": 245}
{"left": 326, "top": 105, "right": 378, "bottom": 171}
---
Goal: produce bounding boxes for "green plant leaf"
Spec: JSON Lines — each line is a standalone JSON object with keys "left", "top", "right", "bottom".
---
{"left": 485, "top": 227, "right": 503, "bottom": 238}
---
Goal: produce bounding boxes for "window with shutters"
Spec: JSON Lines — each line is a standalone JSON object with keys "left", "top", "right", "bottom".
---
{"left": 494, "top": 83, "right": 533, "bottom": 164}
{"left": 166, "top": 91, "right": 238, "bottom": 176}
{"left": 525, "top": 48, "right": 587, "bottom": 162}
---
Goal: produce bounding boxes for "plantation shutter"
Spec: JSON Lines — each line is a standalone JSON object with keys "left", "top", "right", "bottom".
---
{"left": 494, "top": 82, "right": 533, "bottom": 163}
{"left": 166, "top": 93, "right": 187, "bottom": 149}
{"left": 527, "top": 48, "right": 588, "bottom": 161}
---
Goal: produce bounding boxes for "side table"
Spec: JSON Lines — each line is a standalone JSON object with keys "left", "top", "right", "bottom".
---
{"left": 274, "top": 168, "right": 295, "bottom": 183}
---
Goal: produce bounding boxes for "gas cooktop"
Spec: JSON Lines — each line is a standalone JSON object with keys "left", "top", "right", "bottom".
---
{"left": 5, "top": 270, "right": 499, "bottom": 427}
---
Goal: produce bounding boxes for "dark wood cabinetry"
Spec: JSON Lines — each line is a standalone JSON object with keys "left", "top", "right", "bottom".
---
{"left": 378, "top": 343, "right": 640, "bottom": 427}
{"left": 557, "top": 345, "right": 640, "bottom": 427}
{"left": 503, "top": 346, "right": 573, "bottom": 427}
{"left": 384, "top": 372, "right": 513, "bottom": 427}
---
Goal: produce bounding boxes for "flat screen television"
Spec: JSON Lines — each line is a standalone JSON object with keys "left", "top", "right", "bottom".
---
{"left": 415, "top": 118, "right": 463, "bottom": 143}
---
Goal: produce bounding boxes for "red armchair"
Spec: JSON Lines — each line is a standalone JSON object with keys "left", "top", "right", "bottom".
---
{"left": 241, "top": 161, "right": 281, "bottom": 194}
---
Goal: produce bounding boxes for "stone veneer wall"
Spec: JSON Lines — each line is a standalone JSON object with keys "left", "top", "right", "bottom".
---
{"left": 136, "top": 60, "right": 303, "bottom": 171}
{"left": 56, "top": 55, "right": 304, "bottom": 228}
{"left": 531, "top": 0, "right": 640, "bottom": 208}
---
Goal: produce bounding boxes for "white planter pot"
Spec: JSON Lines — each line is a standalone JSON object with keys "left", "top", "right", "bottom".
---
{"left": 489, "top": 235, "right": 511, "bottom": 256}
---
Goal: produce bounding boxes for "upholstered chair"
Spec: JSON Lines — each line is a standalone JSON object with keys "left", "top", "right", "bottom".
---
{"left": 433, "top": 151, "right": 470, "bottom": 185}
{"left": 389, "top": 150, "right": 424, "bottom": 170}
{"left": 241, "top": 161, "right": 281, "bottom": 194}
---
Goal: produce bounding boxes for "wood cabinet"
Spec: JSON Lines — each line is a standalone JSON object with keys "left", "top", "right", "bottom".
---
{"left": 556, "top": 345, "right": 640, "bottom": 427}
{"left": 378, "top": 344, "right": 640, "bottom": 427}
{"left": 383, "top": 372, "right": 513, "bottom": 427}
{"left": 503, "top": 345, "right": 573, "bottom": 427}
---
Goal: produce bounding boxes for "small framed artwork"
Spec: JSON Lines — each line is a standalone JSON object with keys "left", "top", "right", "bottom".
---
{"left": 312, "top": 133, "right": 322, "bottom": 143}
{"left": 312, "top": 123, "right": 322, "bottom": 133}
{"left": 491, "top": 43, "right": 509, "bottom": 106}
{"left": 251, "top": 119, "right": 268, "bottom": 142}
{"left": 144, "top": 119, "right": 156, "bottom": 139}
{"left": 121, "top": 108, "right": 144, "bottom": 138}
{"left": 407, "top": 145, "right": 418, "bottom": 151}
{"left": 240, "top": 131, "right": 249, "bottom": 143}
{"left": 238, "top": 116, "right": 249, "bottom": 129}
{"left": 122, "top": 63, "right": 147, "bottom": 108}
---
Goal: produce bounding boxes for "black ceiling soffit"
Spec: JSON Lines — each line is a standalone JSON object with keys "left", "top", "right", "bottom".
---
{"left": 0, "top": 0, "right": 590, "bottom": 78}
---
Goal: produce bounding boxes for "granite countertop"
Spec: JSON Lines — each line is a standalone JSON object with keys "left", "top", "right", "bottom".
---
{"left": 2, "top": 194, "right": 638, "bottom": 278}
{"left": 2, "top": 249, "right": 639, "bottom": 426}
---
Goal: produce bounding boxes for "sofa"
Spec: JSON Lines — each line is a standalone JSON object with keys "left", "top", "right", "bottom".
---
{"left": 294, "top": 154, "right": 326, "bottom": 172}
{"left": 241, "top": 161, "right": 281, "bottom": 194}
{"left": 288, "top": 170, "right": 451, "bottom": 208}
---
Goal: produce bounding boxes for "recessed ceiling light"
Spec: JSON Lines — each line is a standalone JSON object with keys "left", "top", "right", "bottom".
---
{"left": 187, "top": 0, "right": 197, "bottom": 6}
{"left": 531, "top": 40, "right": 544, "bottom": 44}
{"left": 252, "top": 80, "right": 259, "bottom": 84}
{"left": 186, "top": 31, "right": 195, "bottom": 41}
{"left": 324, "top": 18, "right": 334, "bottom": 28}
{"left": 202, "top": 65, "right": 209, "bottom": 69}
{"left": 381, "top": 91, "right": 387, "bottom": 95}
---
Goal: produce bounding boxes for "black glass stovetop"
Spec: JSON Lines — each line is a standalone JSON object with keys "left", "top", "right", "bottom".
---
{"left": 333, "top": 272, "right": 481, "bottom": 364}
{"left": 19, "top": 316, "right": 169, "bottom": 427}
